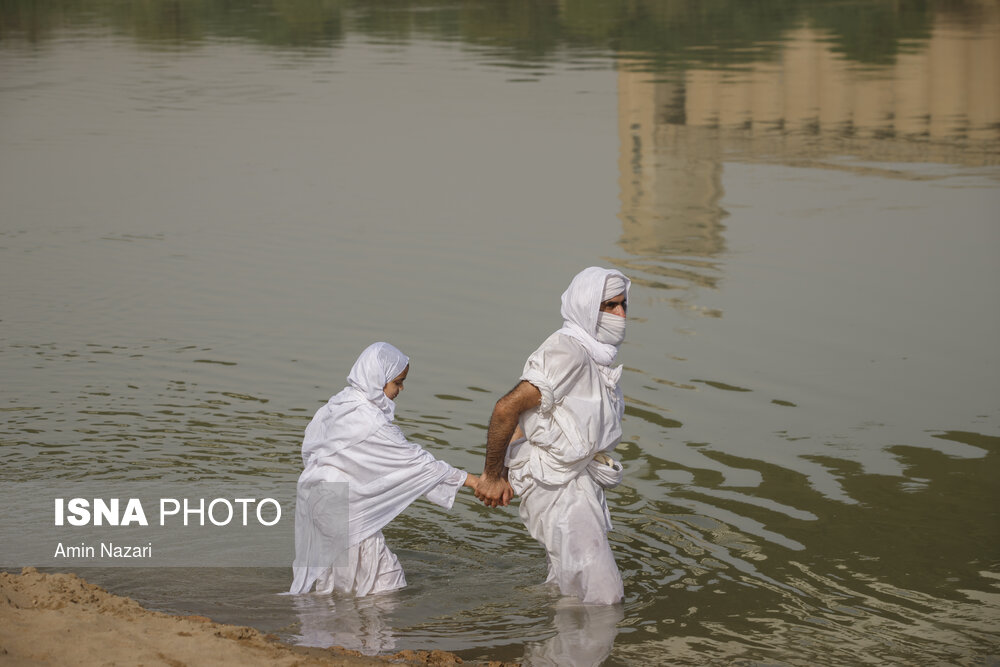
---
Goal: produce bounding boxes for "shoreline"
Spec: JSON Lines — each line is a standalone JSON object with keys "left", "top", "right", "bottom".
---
{"left": 0, "top": 567, "right": 516, "bottom": 666}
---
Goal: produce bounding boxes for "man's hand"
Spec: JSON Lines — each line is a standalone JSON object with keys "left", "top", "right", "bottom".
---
{"left": 475, "top": 473, "right": 514, "bottom": 508}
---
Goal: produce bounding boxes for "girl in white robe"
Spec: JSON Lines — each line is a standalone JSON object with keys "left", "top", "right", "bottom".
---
{"left": 289, "top": 342, "right": 477, "bottom": 597}
{"left": 505, "top": 267, "right": 630, "bottom": 605}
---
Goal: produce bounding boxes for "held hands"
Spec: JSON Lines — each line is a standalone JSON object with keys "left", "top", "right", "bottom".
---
{"left": 462, "top": 471, "right": 512, "bottom": 508}
{"left": 474, "top": 471, "right": 514, "bottom": 508}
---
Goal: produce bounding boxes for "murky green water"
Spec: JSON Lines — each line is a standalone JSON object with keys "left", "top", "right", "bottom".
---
{"left": 2, "top": 1, "right": 999, "bottom": 664}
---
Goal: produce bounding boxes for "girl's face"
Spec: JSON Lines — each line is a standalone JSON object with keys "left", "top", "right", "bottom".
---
{"left": 383, "top": 365, "right": 409, "bottom": 400}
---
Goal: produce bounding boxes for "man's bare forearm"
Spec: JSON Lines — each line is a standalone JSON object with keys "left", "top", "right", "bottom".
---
{"left": 481, "top": 381, "right": 541, "bottom": 482}
{"left": 483, "top": 407, "right": 518, "bottom": 478}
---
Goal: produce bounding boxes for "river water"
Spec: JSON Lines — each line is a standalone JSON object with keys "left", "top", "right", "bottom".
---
{"left": 2, "top": 2, "right": 998, "bottom": 665}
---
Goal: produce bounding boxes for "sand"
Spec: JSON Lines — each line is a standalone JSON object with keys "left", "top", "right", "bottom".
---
{"left": 0, "top": 568, "right": 515, "bottom": 666}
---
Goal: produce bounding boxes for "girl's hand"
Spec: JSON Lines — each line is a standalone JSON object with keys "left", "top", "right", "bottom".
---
{"left": 464, "top": 472, "right": 480, "bottom": 493}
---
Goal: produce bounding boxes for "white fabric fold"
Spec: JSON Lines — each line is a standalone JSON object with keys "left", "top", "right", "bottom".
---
{"left": 587, "top": 453, "right": 624, "bottom": 489}
{"left": 510, "top": 333, "right": 624, "bottom": 487}
{"left": 602, "top": 274, "right": 627, "bottom": 301}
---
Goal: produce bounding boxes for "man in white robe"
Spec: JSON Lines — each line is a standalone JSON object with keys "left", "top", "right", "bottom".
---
{"left": 476, "top": 267, "right": 630, "bottom": 605}
{"left": 290, "top": 342, "right": 476, "bottom": 597}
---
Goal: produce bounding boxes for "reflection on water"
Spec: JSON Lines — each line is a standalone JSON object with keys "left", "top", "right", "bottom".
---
{"left": 292, "top": 593, "right": 400, "bottom": 654}
{"left": 616, "top": 11, "right": 1000, "bottom": 304}
{"left": 522, "top": 602, "right": 623, "bottom": 667}
{"left": 2, "top": 1, "right": 999, "bottom": 665}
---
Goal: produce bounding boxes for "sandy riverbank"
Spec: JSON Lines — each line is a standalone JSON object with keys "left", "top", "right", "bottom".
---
{"left": 0, "top": 568, "right": 515, "bottom": 666}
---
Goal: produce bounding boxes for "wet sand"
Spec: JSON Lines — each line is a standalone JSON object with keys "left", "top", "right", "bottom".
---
{"left": 0, "top": 568, "right": 515, "bottom": 666}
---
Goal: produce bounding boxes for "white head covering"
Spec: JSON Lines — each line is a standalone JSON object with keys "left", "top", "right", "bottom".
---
{"left": 301, "top": 342, "right": 409, "bottom": 465}
{"left": 346, "top": 341, "right": 410, "bottom": 420}
{"left": 602, "top": 273, "right": 627, "bottom": 301}
{"left": 556, "top": 266, "right": 631, "bottom": 368}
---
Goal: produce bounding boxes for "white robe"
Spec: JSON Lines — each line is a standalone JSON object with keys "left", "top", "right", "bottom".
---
{"left": 290, "top": 419, "right": 467, "bottom": 596}
{"left": 290, "top": 343, "right": 467, "bottom": 597}
{"left": 506, "top": 332, "right": 626, "bottom": 605}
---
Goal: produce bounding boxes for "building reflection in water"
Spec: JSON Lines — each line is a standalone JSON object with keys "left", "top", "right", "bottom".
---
{"left": 616, "top": 8, "right": 1000, "bottom": 302}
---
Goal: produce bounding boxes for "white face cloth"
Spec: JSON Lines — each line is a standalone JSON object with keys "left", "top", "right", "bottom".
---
{"left": 556, "top": 266, "right": 631, "bottom": 367}
{"left": 301, "top": 342, "right": 409, "bottom": 465}
{"left": 595, "top": 312, "right": 626, "bottom": 346}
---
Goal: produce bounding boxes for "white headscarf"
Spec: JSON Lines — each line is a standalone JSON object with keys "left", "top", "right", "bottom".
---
{"left": 556, "top": 266, "right": 631, "bottom": 368}
{"left": 346, "top": 341, "right": 409, "bottom": 420}
{"left": 301, "top": 342, "right": 409, "bottom": 466}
